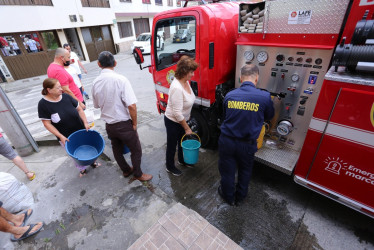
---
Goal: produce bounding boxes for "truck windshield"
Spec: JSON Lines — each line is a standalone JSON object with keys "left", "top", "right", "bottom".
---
{"left": 155, "top": 16, "right": 196, "bottom": 71}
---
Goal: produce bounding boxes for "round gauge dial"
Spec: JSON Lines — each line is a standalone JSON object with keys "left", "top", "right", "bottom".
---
{"left": 244, "top": 50, "right": 254, "bottom": 62}
{"left": 276, "top": 54, "right": 285, "bottom": 62}
{"left": 256, "top": 51, "right": 268, "bottom": 63}
{"left": 291, "top": 74, "right": 299, "bottom": 82}
{"left": 305, "top": 58, "right": 313, "bottom": 63}
{"left": 296, "top": 57, "right": 303, "bottom": 63}
{"left": 288, "top": 57, "right": 294, "bottom": 62}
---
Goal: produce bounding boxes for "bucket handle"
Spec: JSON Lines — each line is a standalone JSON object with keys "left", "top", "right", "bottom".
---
{"left": 181, "top": 132, "right": 201, "bottom": 147}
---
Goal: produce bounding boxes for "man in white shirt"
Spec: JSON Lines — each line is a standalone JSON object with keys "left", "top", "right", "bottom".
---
{"left": 26, "top": 38, "right": 37, "bottom": 53}
{"left": 92, "top": 51, "right": 152, "bottom": 181}
{"left": 64, "top": 64, "right": 86, "bottom": 105}
{"left": 63, "top": 44, "right": 89, "bottom": 99}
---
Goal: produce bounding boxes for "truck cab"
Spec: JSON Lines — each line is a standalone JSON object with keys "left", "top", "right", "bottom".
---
{"left": 147, "top": 2, "right": 240, "bottom": 146}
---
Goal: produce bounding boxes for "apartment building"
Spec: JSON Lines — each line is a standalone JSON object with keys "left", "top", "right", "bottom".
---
{"left": 0, "top": 0, "right": 179, "bottom": 82}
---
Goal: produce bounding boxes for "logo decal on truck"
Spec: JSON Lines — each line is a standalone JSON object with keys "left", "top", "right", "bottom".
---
{"left": 325, "top": 156, "right": 374, "bottom": 185}
{"left": 324, "top": 157, "right": 347, "bottom": 175}
{"left": 166, "top": 70, "right": 175, "bottom": 86}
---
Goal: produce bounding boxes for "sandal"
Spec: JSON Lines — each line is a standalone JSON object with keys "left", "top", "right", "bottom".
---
{"left": 26, "top": 172, "right": 36, "bottom": 181}
{"left": 10, "top": 222, "right": 44, "bottom": 242}
{"left": 79, "top": 169, "right": 87, "bottom": 178}
{"left": 90, "top": 162, "right": 101, "bottom": 169}
{"left": 20, "top": 209, "right": 33, "bottom": 227}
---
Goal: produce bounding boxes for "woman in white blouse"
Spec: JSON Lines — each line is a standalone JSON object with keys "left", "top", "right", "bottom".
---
{"left": 164, "top": 56, "right": 198, "bottom": 176}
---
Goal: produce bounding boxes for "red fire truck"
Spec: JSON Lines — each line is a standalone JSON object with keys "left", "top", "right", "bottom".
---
{"left": 133, "top": 0, "right": 374, "bottom": 218}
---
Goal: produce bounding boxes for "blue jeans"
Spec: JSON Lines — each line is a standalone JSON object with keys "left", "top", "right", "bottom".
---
{"left": 218, "top": 134, "right": 257, "bottom": 203}
{"left": 164, "top": 116, "right": 185, "bottom": 169}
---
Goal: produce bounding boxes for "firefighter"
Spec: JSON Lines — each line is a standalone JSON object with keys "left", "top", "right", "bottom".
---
{"left": 218, "top": 64, "right": 274, "bottom": 206}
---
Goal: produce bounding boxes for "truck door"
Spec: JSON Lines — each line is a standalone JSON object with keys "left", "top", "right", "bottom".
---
{"left": 151, "top": 12, "right": 200, "bottom": 113}
{"left": 306, "top": 88, "right": 374, "bottom": 212}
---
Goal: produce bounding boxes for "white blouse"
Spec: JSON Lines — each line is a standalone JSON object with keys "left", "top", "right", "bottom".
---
{"left": 165, "top": 78, "right": 196, "bottom": 123}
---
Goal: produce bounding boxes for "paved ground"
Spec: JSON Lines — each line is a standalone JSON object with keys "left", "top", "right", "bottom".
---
{"left": 0, "top": 52, "right": 373, "bottom": 249}
{"left": 0, "top": 52, "right": 243, "bottom": 249}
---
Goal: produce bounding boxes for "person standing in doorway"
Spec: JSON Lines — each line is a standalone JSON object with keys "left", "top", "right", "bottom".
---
{"left": 47, "top": 48, "right": 85, "bottom": 110}
{"left": 63, "top": 44, "right": 89, "bottom": 99}
{"left": 218, "top": 64, "right": 274, "bottom": 206}
{"left": 9, "top": 39, "right": 21, "bottom": 55}
{"left": 92, "top": 51, "right": 152, "bottom": 182}
{"left": 26, "top": 38, "right": 37, "bottom": 53}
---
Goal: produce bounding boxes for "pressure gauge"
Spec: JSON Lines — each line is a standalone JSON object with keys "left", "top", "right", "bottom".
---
{"left": 291, "top": 74, "right": 299, "bottom": 82}
{"left": 256, "top": 51, "right": 268, "bottom": 63}
{"left": 244, "top": 50, "right": 254, "bottom": 62}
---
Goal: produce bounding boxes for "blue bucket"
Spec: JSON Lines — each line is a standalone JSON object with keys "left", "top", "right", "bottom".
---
{"left": 65, "top": 129, "right": 105, "bottom": 166}
{"left": 181, "top": 133, "right": 201, "bottom": 165}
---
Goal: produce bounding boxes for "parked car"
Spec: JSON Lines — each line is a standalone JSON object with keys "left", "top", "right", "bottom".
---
{"left": 131, "top": 33, "right": 164, "bottom": 54}
{"left": 173, "top": 29, "right": 192, "bottom": 43}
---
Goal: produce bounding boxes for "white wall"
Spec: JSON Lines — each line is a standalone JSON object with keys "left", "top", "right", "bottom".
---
{"left": 110, "top": 0, "right": 178, "bottom": 14}
{"left": 111, "top": 0, "right": 179, "bottom": 51}
{"left": 0, "top": 0, "right": 115, "bottom": 33}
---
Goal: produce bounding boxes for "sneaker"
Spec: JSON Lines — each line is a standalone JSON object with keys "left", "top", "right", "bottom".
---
{"left": 178, "top": 161, "right": 194, "bottom": 168}
{"left": 166, "top": 166, "right": 182, "bottom": 176}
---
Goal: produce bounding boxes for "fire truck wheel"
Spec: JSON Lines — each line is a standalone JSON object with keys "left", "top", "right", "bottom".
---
{"left": 189, "top": 109, "right": 210, "bottom": 148}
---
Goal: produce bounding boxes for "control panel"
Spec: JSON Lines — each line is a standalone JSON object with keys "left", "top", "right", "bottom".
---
{"left": 235, "top": 45, "right": 333, "bottom": 151}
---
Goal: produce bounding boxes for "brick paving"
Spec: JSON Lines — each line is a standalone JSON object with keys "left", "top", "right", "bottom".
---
{"left": 128, "top": 203, "right": 243, "bottom": 250}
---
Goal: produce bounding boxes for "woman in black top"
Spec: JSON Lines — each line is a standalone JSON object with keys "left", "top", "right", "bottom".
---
{"left": 38, "top": 78, "right": 100, "bottom": 177}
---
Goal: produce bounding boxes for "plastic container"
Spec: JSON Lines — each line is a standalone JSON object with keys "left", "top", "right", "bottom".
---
{"left": 84, "top": 110, "right": 95, "bottom": 128}
{"left": 65, "top": 129, "right": 105, "bottom": 166}
{"left": 181, "top": 133, "right": 201, "bottom": 165}
{"left": 123, "top": 144, "right": 130, "bottom": 154}
{"left": 257, "top": 125, "right": 266, "bottom": 149}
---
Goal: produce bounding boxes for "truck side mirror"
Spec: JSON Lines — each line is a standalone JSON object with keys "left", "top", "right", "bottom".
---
{"left": 133, "top": 47, "right": 150, "bottom": 70}
{"left": 133, "top": 47, "right": 144, "bottom": 65}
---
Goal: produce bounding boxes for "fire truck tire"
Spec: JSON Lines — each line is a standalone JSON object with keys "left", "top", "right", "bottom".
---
{"left": 190, "top": 109, "right": 210, "bottom": 148}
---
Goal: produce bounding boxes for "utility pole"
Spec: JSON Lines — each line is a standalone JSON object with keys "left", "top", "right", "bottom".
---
{"left": 0, "top": 85, "right": 39, "bottom": 156}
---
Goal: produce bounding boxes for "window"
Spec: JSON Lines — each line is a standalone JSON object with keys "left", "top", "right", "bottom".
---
{"left": 155, "top": 16, "right": 196, "bottom": 71}
{"left": 177, "top": 0, "right": 181, "bottom": 7}
{"left": 20, "top": 33, "right": 43, "bottom": 53}
{"left": 133, "top": 18, "right": 150, "bottom": 37}
{"left": 41, "top": 31, "right": 58, "bottom": 50}
{"left": 167, "top": 0, "right": 172, "bottom": 6}
{"left": 0, "top": 0, "right": 53, "bottom": 6}
{"left": 0, "top": 35, "right": 21, "bottom": 57}
{"left": 118, "top": 22, "right": 133, "bottom": 38}
{"left": 91, "top": 27, "right": 103, "bottom": 42}
{"left": 81, "top": 28, "right": 93, "bottom": 43}
{"left": 81, "top": 0, "right": 110, "bottom": 8}
{"left": 142, "top": 0, "right": 151, "bottom": 4}
{"left": 155, "top": 0, "right": 162, "bottom": 5}
{"left": 102, "top": 26, "right": 111, "bottom": 40}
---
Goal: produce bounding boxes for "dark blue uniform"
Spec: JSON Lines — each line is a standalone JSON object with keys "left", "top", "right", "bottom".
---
{"left": 219, "top": 81, "right": 274, "bottom": 204}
